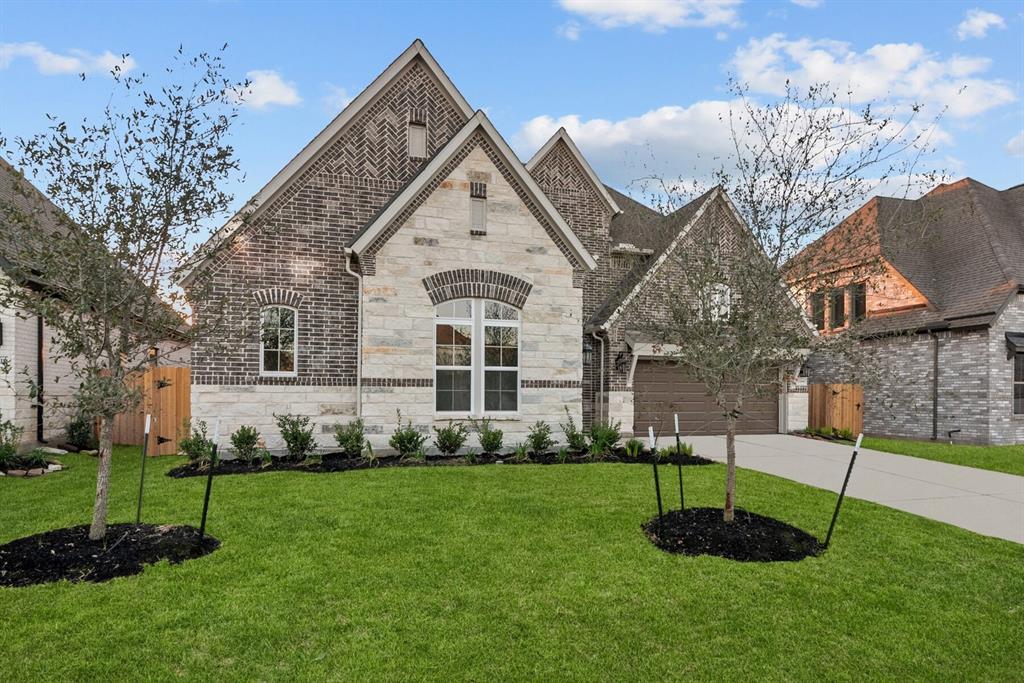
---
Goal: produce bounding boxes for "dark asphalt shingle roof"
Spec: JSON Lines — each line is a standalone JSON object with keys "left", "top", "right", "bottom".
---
{"left": 0, "top": 157, "right": 67, "bottom": 276}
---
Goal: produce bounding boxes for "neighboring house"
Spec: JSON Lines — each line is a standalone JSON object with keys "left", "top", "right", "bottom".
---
{"left": 0, "top": 158, "right": 190, "bottom": 448}
{"left": 183, "top": 40, "right": 800, "bottom": 449}
{"left": 789, "top": 178, "right": 1024, "bottom": 444}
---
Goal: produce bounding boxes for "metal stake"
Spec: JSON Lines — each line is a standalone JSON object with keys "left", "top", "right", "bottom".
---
{"left": 199, "top": 422, "right": 220, "bottom": 542}
{"left": 674, "top": 413, "right": 684, "bottom": 511}
{"left": 825, "top": 433, "right": 863, "bottom": 548}
{"left": 135, "top": 414, "right": 151, "bottom": 525}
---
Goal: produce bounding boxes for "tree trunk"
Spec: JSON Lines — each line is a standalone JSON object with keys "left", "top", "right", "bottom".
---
{"left": 88, "top": 415, "right": 114, "bottom": 541}
{"left": 724, "top": 414, "right": 737, "bottom": 523}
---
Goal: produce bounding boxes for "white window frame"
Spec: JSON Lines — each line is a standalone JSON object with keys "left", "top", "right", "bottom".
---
{"left": 434, "top": 298, "right": 520, "bottom": 417}
{"left": 259, "top": 305, "right": 298, "bottom": 378}
{"left": 471, "top": 196, "right": 487, "bottom": 233}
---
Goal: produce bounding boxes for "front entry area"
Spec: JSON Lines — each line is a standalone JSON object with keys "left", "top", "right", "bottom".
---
{"left": 632, "top": 360, "right": 780, "bottom": 437}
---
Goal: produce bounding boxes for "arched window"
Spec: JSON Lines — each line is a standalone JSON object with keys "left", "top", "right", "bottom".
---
{"left": 435, "top": 298, "right": 520, "bottom": 414}
{"left": 260, "top": 305, "right": 297, "bottom": 376}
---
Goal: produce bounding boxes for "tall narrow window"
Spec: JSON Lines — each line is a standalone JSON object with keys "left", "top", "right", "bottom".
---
{"left": 829, "top": 288, "right": 846, "bottom": 329}
{"left": 1014, "top": 354, "right": 1024, "bottom": 415}
{"left": 810, "top": 292, "right": 825, "bottom": 331}
{"left": 435, "top": 299, "right": 519, "bottom": 415}
{"left": 260, "top": 306, "right": 297, "bottom": 376}
{"left": 702, "top": 283, "right": 731, "bottom": 321}
{"left": 408, "top": 122, "right": 427, "bottom": 158}
{"left": 470, "top": 182, "right": 487, "bottom": 235}
{"left": 850, "top": 282, "right": 867, "bottom": 322}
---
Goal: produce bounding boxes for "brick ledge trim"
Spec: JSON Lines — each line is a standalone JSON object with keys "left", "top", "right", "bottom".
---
{"left": 252, "top": 288, "right": 305, "bottom": 309}
{"left": 521, "top": 379, "right": 581, "bottom": 389}
{"left": 422, "top": 269, "right": 533, "bottom": 308}
{"left": 193, "top": 375, "right": 355, "bottom": 386}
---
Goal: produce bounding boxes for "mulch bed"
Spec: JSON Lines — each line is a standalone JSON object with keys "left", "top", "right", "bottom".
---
{"left": 0, "top": 523, "right": 219, "bottom": 588}
{"left": 643, "top": 507, "right": 823, "bottom": 562}
{"left": 166, "top": 450, "right": 717, "bottom": 478}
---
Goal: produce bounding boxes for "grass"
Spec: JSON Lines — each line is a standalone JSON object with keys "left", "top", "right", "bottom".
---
{"left": 2, "top": 448, "right": 1022, "bottom": 681}
{"left": 862, "top": 437, "right": 1024, "bottom": 477}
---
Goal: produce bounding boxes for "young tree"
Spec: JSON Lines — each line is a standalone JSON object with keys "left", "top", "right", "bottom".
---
{"left": 632, "top": 80, "right": 944, "bottom": 522}
{"left": 0, "top": 48, "right": 246, "bottom": 540}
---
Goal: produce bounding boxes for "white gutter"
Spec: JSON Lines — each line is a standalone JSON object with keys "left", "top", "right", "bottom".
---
{"left": 344, "top": 249, "right": 363, "bottom": 417}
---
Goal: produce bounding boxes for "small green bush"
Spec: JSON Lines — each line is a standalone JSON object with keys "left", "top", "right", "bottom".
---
{"left": 21, "top": 449, "right": 48, "bottom": 469}
{"left": 274, "top": 413, "right": 317, "bottom": 462}
{"left": 433, "top": 420, "right": 469, "bottom": 455}
{"left": 589, "top": 420, "right": 622, "bottom": 456}
{"left": 512, "top": 442, "right": 530, "bottom": 462}
{"left": 390, "top": 410, "right": 427, "bottom": 458}
{"left": 334, "top": 419, "right": 368, "bottom": 459}
{"left": 0, "top": 411, "right": 22, "bottom": 469}
{"left": 624, "top": 438, "right": 644, "bottom": 458}
{"left": 230, "top": 425, "right": 264, "bottom": 464}
{"left": 556, "top": 447, "right": 570, "bottom": 464}
{"left": 471, "top": 417, "right": 504, "bottom": 453}
{"left": 835, "top": 427, "right": 855, "bottom": 442}
{"left": 66, "top": 413, "right": 97, "bottom": 451}
{"left": 179, "top": 419, "right": 215, "bottom": 465}
{"left": 560, "top": 407, "right": 587, "bottom": 452}
{"left": 526, "top": 420, "right": 555, "bottom": 454}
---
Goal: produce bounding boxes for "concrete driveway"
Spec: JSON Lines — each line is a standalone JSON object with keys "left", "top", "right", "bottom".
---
{"left": 685, "top": 434, "right": 1024, "bottom": 544}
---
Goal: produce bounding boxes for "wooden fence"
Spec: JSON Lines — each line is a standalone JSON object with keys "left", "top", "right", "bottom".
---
{"left": 808, "top": 383, "right": 864, "bottom": 435}
{"left": 111, "top": 366, "right": 190, "bottom": 456}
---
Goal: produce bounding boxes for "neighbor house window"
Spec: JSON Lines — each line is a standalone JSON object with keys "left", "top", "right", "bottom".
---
{"left": 408, "top": 122, "right": 427, "bottom": 158}
{"left": 850, "top": 282, "right": 867, "bottom": 322}
{"left": 435, "top": 298, "right": 519, "bottom": 414}
{"left": 260, "top": 306, "right": 297, "bottom": 376}
{"left": 810, "top": 292, "right": 825, "bottom": 331}
{"left": 829, "top": 288, "right": 846, "bottom": 329}
{"left": 1014, "top": 354, "right": 1024, "bottom": 415}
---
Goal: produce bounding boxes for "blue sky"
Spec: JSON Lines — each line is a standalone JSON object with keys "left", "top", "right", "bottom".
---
{"left": 1, "top": 0, "right": 1022, "bottom": 215}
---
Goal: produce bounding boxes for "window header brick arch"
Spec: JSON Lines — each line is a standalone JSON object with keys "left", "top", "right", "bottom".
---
{"left": 422, "top": 269, "right": 533, "bottom": 309}
{"left": 252, "top": 288, "right": 305, "bottom": 309}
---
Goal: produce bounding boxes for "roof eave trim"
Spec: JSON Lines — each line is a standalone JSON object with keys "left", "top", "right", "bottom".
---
{"left": 351, "top": 111, "right": 598, "bottom": 271}
{"left": 524, "top": 128, "right": 622, "bottom": 215}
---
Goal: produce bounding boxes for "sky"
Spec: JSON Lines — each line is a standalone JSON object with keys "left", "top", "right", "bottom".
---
{"left": 1, "top": 0, "right": 1022, "bottom": 219}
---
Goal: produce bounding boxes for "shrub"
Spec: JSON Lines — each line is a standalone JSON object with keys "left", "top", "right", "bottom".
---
{"left": 22, "top": 449, "right": 48, "bottom": 469}
{"left": 66, "top": 413, "right": 98, "bottom": 451}
{"left": 560, "top": 407, "right": 587, "bottom": 452}
{"left": 624, "top": 438, "right": 644, "bottom": 458}
{"left": 526, "top": 421, "right": 555, "bottom": 454}
{"left": 835, "top": 427, "right": 855, "bottom": 442}
{"left": 179, "top": 419, "right": 215, "bottom": 464}
{"left": 230, "top": 425, "right": 264, "bottom": 464}
{"left": 334, "top": 418, "right": 368, "bottom": 459}
{"left": 390, "top": 410, "right": 427, "bottom": 458}
{"left": 512, "top": 442, "right": 529, "bottom": 462}
{"left": 433, "top": 420, "right": 469, "bottom": 455}
{"left": 0, "top": 411, "right": 22, "bottom": 469}
{"left": 463, "top": 448, "right": 478, "bottom": 464}
{"left": 274, "top": 413, "right": 317, "bottom": 462}
{"left": 472, "top": 417, "right": 504, "bottom": 453}
{"left": 556, "top": 447, "right": 570, "bottom": 464}
{"left": 589, "top": 419, "right": 622, "bottom": 456}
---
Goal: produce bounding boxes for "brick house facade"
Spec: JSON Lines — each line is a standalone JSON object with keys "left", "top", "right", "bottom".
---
{"left": 184, "top": 40, "right": 793, "bottom": 450}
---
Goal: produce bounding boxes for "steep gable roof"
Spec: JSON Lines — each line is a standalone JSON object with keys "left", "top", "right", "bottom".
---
{"left": 350, "top": 111, "right": 598, "bottom": 271}
{"left": 0, "top": 157, "right": 67, "bottom": 278}
{"left": 180, "top": 39, "right": 473, "bottom": 286}
{"left": 525, "top": 128, "right": 621, "bottom": 216}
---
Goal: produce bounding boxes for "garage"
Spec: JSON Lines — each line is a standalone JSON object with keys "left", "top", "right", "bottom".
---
{"left": 632, "top": 360, "right": 780, "bottom": 436}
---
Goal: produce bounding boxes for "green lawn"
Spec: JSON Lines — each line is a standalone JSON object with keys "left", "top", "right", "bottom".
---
{"left": 2, "top": 449, "right": 1021, "bottom": 681}
{"left": 863, "top": 437, "right": 1024, "bottom": 477}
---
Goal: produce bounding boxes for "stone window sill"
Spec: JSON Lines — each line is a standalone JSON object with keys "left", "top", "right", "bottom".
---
{"left": 433, "top": 414, "right": 521, "bottom": 423}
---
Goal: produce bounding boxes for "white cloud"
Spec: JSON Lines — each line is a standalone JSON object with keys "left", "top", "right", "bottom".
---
{"left": 0, "top": 42, "right": 135, "bottom": 76}
{"left": 730, "top": 34, "right": 1015, "bottom": 118}
{"left": 791, "top": 0, "right": 823, "bottom": 7}
{"left": 323, "top": 84, "right": 352, "bottom": 111}
{"left": 559, "top": 0, "right": 741, "bottom": 32}
{"left": 956, "top": 9, "right": 1006, "bottom": 40}
{"left": 558, "top": 21, "right": 583, "bottom": 40}
{"left": 234, "top": 70, "right": 302, "bottom": 109}
{"left": 1007, "top": 130, "right": 1024, "bottom": 158}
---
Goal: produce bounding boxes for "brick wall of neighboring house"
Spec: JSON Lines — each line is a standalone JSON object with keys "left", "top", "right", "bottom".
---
{"left": 528, "top": 138, "right": 614, "bottom": 429}
{"left": 360, "top": 142, "right": 583, "bottom": 449}
{"left": 987, "top": 293, "right": 1024, "bottom": 444}
{"left": 191, "top": 59, "right": 470, "bottom": 444}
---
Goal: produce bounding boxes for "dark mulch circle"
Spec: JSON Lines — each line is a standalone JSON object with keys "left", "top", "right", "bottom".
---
{"left": 643, "top": 507, "right": 823, "bottom": 562}
{"left": 166, "top": 449, "right": 716, "bottom": 478}
{"left": 0, "top": 523, "right": 220, "bottom": 588}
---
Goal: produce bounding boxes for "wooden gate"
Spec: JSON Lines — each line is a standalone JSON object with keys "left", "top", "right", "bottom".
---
{"left": 111, "top": 366, "right": 190, "bottom": 456}
{"left": 808, "top": 383, "right": 863, "bottom": 435}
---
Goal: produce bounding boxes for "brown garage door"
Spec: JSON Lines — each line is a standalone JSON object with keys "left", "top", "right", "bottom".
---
{"left": 633, "top": 361, "right": 779, "bottom": 436}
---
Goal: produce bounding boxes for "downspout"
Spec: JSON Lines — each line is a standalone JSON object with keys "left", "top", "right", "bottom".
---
{"left": 344, "top": 249, "right": 363, "bottom": 418}
{"left": 36, "top": 315, "right": 46, "bottom": 443}
{"left": 591, "top": 330, "right": 605, "bottom": 423}
{"left": 930, "top": 332, "right": 939, "bottom": 441}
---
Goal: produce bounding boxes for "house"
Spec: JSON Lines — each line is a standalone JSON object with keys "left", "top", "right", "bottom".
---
{"left": 788, "top": 178, "right": 1024, "bottom": 444}
{"left": 0, "top": 158, "right": 190, "bottom": 448}
{"left": 183, "top": 40, "right": 801, "bottom": 449}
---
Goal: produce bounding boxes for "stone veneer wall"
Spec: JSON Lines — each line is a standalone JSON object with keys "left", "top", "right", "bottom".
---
{"left": 360, "top": 144, "right": 584, "bottom": 448}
